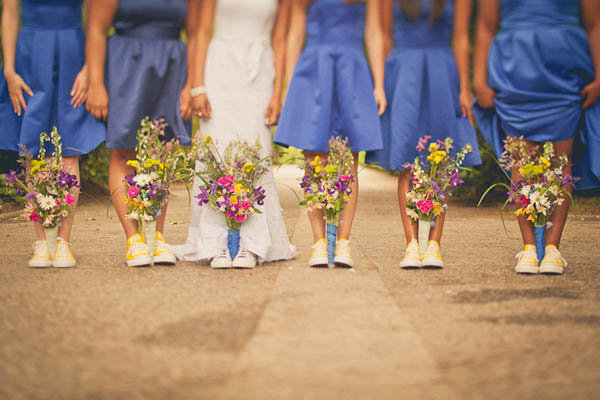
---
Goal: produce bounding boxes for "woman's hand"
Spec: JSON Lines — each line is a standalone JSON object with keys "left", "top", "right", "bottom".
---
{"left": 581, "top": 80, "right": 600, "bottom": 109}
{"left": 265, "top": 95, "right": 281, "bottom": 126}
{"left": 70, "top": 65, "right": 89, "bottom": 108}
{"left": 192, "top": 93, "right": 212, "bottom": 119}
{"left": 5, "top": 71, "right": 33, "bottom": 116}
{"left": 180, "top": 85, "right": 193, "bottom": 120}
{"left": 86, "top": 83, "right": 109, "bottom": 121}
{"left": 374, "top": 87, "right": 387, "bottom": 116}
{"left": 475, "top": 83, "right": 496, "bottom": 108}
{"left": 459, "top": 89, "right": 475, "bottom": 126}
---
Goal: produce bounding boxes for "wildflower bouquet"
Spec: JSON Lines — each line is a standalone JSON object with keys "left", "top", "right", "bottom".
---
{"left": 124, "top": 118, "right": 196, "bottom": 254}
{"left": 404, "top": 136, "right": 472, "bottom": 254}
{"left": 3, "top": 128, "right": 79, "bottom": 257}
{"left": 194, "top": 135, "right": 269, "bottom": 258}
{"left": 479, "top": 136, "right": 574, "bottom": 260}
{"left": 300, "top": 136, "right": 355, "bottom": 266}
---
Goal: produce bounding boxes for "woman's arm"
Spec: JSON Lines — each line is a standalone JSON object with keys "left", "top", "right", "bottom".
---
{"left": 452, "top": 0, "right": 474, "bottom": 125}
{"left": 265, "top": 0, "right": 291, "bottom": 125}
{"left": 2, "top": 0, "right": 33, "bottom": 116}
{"left": 380, "top": 0, "right": 393, "bottom": 58}
{"left": 85, "top": 0, "right": 118, "bottom": 121}
{"left": 180, "top": 0, "right": 202, "bottom": 120}
{"left": 581, "top": 0, "right": 600, "bottom": 109}
{"left": 284, "top": 0, "right": 308, "bottom": 88}
{"left": 70, "top": 0, "right": 93, "bottom": 108}
{"left": 473, "top": 0, "right": 499, "bottom": 108}
{"left": 190, "top": 0, "right": 216, "bottom": 118}
{"left": 365, "top": 0, "right": 387, "bottom": 115}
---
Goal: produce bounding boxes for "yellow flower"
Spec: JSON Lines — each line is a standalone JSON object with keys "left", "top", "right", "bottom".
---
{"left": 540, "top": 157, "right": 551, "bottom": 170}
{"left": 311, "top": 156, "right": 321, "bottom": 167}
{"left": 518, "top": 167, "right": 526, "bottom": 176}
{"left": 243, "top": 162, "right": 254, "bottom": 173}
{"left": 126, "top": 160, "right": 139, "bottom": 168}
{"left": 234, "top": 183, "right": 243, "bottom": 195}
{"left": 433, "top": 202, "right": 442, "bottom": 216}
{"left": 514, "top": 208, "right": 523, "bottom": 216}
{"left": 428, "top": 143, "right": 439, "bottom": 153}
{"left": 325, "top": 165, "right": 337, "bottom": 174}
{"left": 230, "top": 196, "right": 238, "bottom": 204}
{"left": 30, "top": 159, "right": 46, "bottom": 174}
{"left": 315, "top": 165, "right": 322, "bottom": 173}
{"left": 203, "top": 135, "right": 213, "bottom": 143}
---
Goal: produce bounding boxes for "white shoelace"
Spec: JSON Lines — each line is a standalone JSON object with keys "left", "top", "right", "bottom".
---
{"left": 215, "top": 248, "right": 230, "bottom": 259}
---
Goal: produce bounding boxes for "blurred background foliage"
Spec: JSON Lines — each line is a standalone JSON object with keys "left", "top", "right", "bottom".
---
{"left": 0, "top": 1, "right": 596, "bottom": 210}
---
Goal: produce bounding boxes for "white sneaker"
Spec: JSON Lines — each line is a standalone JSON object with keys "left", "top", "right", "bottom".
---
{"left": 515, "top": 245, "right": 539, "bottom": 274}
{"left": 29, "top": 240, "right": 52, "bottom": 268}
{"left": 399, "top": 239, "right": 421, "bottom": 268}
{"left": 334, "top": 239, "right": 354, "bottom": 268}
{"left": 421, "top": 240, "right": 444, "bottom": 269}
{"left": 539, "top": 245, "right": 567, "bottom": 275}
{"left": 232, "top": 247, "right": 256, "bottom": 269}
{"left": 53, "top": 237, "right": 76, "bottom": 268}
{"left": 211, "top": 248, "right": 232, "bottom": 269}
{"left": 153, "top": 232, "right": 176, "bottom": 265}
{"left": 309, "top": 239, "right": 328, "bottom": 268}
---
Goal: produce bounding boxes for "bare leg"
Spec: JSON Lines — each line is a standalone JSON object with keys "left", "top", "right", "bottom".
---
{"left": 513, "top": 164, "right": 536, "bottom": 246}
{"left": 397, "top": 171, "right": 418, "bottom": 243}
{"left": 304, "top": 151, "right": 327, "bottom": 242}
{"left": 156, "top": 202, "right": 168, "bottom": 235}
{"left": 429, "top": 207, "right": 446, "bottom": 245}
{"left": 546, "top": 138, "right": 574, "bottom": 248}
{"left": 109, "top": 149, "right": 138, "bottom": 239}
{"left": 338, "top": 153, "right": 359, "bottom": 240}
{"left": 57, "top": 155, "right": 80, "bottom": 241}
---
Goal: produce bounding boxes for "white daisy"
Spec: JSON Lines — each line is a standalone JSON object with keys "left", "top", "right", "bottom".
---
{"left": 38, "top": 194, "right": 55, "bottom": 210}
{"left": 133, "top": 174, "right": 151, "bottom": 186}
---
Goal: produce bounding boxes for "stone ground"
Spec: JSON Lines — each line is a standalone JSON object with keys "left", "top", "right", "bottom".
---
{"left": 1, "top": 166, "right": 599, "bottom": 400}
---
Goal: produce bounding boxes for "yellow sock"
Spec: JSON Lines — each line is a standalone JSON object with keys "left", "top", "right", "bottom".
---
{"left": 524, "top": 244, "right": 536, "bottom": 252}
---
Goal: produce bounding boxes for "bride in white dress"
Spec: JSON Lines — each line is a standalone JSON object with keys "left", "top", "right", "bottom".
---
{"left": 172, "top": 0, "right": 296, "bottom": 268}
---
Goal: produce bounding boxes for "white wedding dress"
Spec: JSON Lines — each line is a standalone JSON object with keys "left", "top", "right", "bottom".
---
{"left": 172, "top": 0, "right": 296, "bottom": 263}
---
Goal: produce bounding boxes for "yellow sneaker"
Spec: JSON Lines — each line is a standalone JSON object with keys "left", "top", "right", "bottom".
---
{"left": 515, "top": 244, "right": 539, "bottom": 274}
{"left": 29, "top": 240, "right": 52, "bottom": 268}
{"left": 400, "top": 239, "right": 422, "bottom": 268}
{"left": 334, "top": 239, "right": 354, "bottom": 268}
{"left": 421, "top": 240, "right": 444, "bottom": 269}
{"left": 153, "top": 231, "right": 176, "bottom": 265}
{"left": 309, "top": 238, "right": 328, "bottom": 268}
{"left": 539, "top": 245, "right": 567, "bottom": 275}
{"left": 126, "top": 234, "right": 152, "bottom": 267}
{"left": 53, "top": 237, "right": 76, "bottom": 268}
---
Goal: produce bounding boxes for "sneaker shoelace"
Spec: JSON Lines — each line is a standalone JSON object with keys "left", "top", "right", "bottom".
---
{"left": 128, "top": 241, "right": 149, "bottom": 258}
{"left": 215, "top": 248, "right": 230, "bottom": 259}
{"left": 236, "top": 248, "right": 251, "bottom": 259}
{"left": 515, "top": 250, "right": 538, "bottom": 264}
{"left": 56, "top": 239, "right": 73, "bottom": 258}
{"left": 32, "top": 241, "right": 49, "bottom": 258}
{"left": 543, "top": 247, "right": 567, "bottom": 267}
{"left": 335, "top": 240, "right": 351, "bottom": 255}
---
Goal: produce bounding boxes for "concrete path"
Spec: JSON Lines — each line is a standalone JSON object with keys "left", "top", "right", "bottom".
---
{"left": 0, "top": 166, "right": 599, "bottom": 400}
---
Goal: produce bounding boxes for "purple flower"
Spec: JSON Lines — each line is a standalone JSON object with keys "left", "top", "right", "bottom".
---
{"left": 449, "top": 172, "right": 464, "bottom": 190}
{"left": 125, "top": 174, "right": 135, "bottom": 186}
{"left": 6, "top": 170, "right": 18, "bottom": 184}
{"left": 26, "top": 193, "right": 37, "bottom": 200}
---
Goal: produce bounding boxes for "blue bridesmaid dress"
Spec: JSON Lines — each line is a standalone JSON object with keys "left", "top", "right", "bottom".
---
{"left": 105, "top": 0, "right": 191, "bottom": 149}
{"left": 473, "top": 0, "right": 600, "bottom": 190}
{"left": 0, "top": 0, "right": 105, "bottom": 156}
{"left": 274, "top": 0, "right": 383, "bottom": 152}
{"left": 366, "top": 0, "right": 481, "bottom": 170}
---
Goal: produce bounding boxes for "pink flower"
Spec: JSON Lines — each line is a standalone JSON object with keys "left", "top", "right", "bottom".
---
{"left": 227, "top": 184, "right": 235, "bottom": 192}
{"left": 128, "top": 186, "right": 140, "bottom": 198}
{"left": 416, "top": 135, "right": 432, "bottom": 152}
{"left": 55, "top": 198, "right": 61, "bottom": 206}
{"left": 225, "top": 175, "right": 234, "bottom": 183}
{"left": 235, "top": 214, "right": 245, "bottom": 223}
{"left": 416, "top": 199, "right": 434, "bottom": 214}
{"left": 412, "top": 177, "right": 419, "bottom": 185}
{"left": 340, "top": 175, "right": 351, "bottom": 182}
{"left": 218, "top": 176, "right": 229, "bottom": 186}
{"left": 519, "top": 195, "right": 530, "bottom": 206}
{"left": 227, "top": 211, "right": 235, "bottom": 219}
{"left": 240, "top": 200, "right": 251, "bottom": 209}
{"left": 64, "top": 193, "right": 76, "bottom": 205}
{"left": 29, "top": 211, "right": 40, "bottom": 222}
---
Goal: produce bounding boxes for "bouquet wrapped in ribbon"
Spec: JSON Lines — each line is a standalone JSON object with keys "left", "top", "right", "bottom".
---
{"left": 404, "top": 136, "right": 472, "bottom": 255}
{"left": 194, "top": 135, "right": 269, "bottom": 259}
{"left": 479, "top": 137, "right": 574, "bottom": 261}
{"left": 300, "top": 136, "right": 354, "bottom": 267}
{"left": 3, "top": 128, "right": 79, "bottom": 258}
{"left": 124, "top": 118, "right": 195, "bottom": 257}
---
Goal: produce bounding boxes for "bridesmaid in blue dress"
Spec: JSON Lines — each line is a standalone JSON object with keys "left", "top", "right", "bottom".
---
{"left": 86, "top": 0, "right": 198, "bottom": 267}
{"left": 0, "top": 0, "right": 106, "bottom": 268}
{"left": 474, "top": 0, "right": 600, "bottom": 275}
{"left": 274, "top": 0, "right": 386, "bottom": 268}
{"left": 366, "top": 0, "right": 480, "bottom": 269}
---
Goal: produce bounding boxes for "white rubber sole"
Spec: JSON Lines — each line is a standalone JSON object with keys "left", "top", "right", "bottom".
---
{"left": 515, "top": 264, "right": 539, "bottom": 274}
{"left": 421, "top": 257, "right": 444, "bottom": 269}
{"left": 334, "top": 255, "right": 354, "bottom": 268}
{"left": 126, "top": 256, "right": 152, "bottom": 267}
{"left": 309, "top": 256, "right": 329, "bottom": 268}
{"left": 53, "top": 259, "right": 76, "bottom": 268}
{"left": 539, "top": 264, "right": 563, "bottom": 275}
{"left": 210, "top": 259, "right": 232, "bottom": 269}
{"left": 29, "top": 260, "right": 52, "bottom": 268}
{"left": 153, "top": 253, "right": 176, "bottom": 266}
